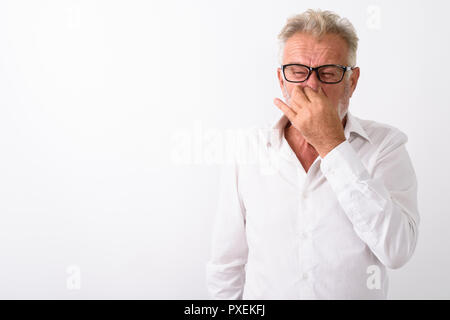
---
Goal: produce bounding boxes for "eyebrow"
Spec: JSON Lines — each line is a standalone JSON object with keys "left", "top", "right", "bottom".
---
{"left": 283, "top": 62, "right": 345, "bottom": 66}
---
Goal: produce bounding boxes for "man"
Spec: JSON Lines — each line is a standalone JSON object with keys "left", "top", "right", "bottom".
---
{"left": 206, "top": 9, "right": 419, "bottom": 299}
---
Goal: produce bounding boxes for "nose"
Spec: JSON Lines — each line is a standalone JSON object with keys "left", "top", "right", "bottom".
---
{"left": 303, "top": 69, "right": 320, "bottom": 91}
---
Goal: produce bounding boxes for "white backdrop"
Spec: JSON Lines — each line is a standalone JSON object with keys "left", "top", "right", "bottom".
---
{"left": 0, "top": 0, "right": 449, "bottom": 299}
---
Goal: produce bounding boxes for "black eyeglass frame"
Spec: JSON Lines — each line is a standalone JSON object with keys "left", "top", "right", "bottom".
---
{"left": 281, "top": 64, "right": 356, "bottom": 84}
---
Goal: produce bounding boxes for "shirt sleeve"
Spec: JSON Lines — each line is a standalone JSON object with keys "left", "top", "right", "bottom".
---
{"left": 319, "top": 131, "right": 420, "bottom": 269}
{"left": 206, "top": 161, "right": 248, "bottom": 299}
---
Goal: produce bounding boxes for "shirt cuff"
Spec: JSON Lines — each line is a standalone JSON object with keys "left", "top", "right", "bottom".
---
{"left": 320, "top": 140, "right": 370, "bottom": 192}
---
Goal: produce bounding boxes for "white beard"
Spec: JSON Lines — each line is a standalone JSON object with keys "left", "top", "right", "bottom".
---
{"left": 282, "top": 81, "right": 292, "bottom": 106}
{"left": 337, "top": 86, "right": 350, "bottom": 121}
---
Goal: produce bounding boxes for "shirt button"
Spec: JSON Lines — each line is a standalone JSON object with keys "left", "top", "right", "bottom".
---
{"left": 299, "top": 231, "right": 309, "bottom": 240}
{"left": 301, "top": 192, "right": 308, "bottom": 199}
{"left": 267, "top": 142, "right": 271, "bottom": 148}
{"left": 301, "top": 272, "right": 309, "bottom": 280}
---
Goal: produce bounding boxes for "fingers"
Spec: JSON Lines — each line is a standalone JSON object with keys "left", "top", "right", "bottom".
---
{"left": 303, "top": 86, "right": 322, "bottom": 102}
{"left": 274, "top": 98, "right": 296, "bottom": 122}
{"left": 292, "top": 85, "right": 311, "bottom": 105}
{"left": 318, "top": 86, "right": 326, "bottom": 97}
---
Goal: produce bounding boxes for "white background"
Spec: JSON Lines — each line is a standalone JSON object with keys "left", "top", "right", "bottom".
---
{"left": 0, "top": 0, "right": 449, "bottom": 299}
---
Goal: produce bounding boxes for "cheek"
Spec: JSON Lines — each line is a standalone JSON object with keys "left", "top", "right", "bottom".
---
{"left": 324, "top": 86, "right": 345, "bottom": 102}
{"left": 284, "top": 83, "right": 296, "bottom": 96}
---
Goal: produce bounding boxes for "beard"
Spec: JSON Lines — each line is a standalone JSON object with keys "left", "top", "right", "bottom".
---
{"left": 282, "top": 80, "right": 351, "bottom": 121}
{"left": 337, "top": 80, "right": 351, "bottom": 121}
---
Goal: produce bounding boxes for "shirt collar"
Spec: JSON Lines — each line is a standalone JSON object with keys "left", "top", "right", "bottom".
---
{"left": 269, "top": 110, "right": 372, "bottom": 149}
{"left": 342, "top": 111, "right": 372, "bottom": 144}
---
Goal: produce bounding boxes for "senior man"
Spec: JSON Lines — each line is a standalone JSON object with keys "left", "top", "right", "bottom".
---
{"left": 206, "top": 9, "right": 419, "bottom": 299}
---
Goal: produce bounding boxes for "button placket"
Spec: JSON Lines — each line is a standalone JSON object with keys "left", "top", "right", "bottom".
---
{"left": 299, "top": 230, "right": 309, "bottom": 240}
{"left": 301, "top": 191, "right": 309, "bottom": 200}
{"left": 297, "top": 170, "right": 314, "bottom": 287}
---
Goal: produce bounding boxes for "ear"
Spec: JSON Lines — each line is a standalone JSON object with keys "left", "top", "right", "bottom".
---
{"left": 349, "top": 67, "right": 360, "bottom": 98}
{"left": 277, "top": 67, "right": 284, "bottom": 90}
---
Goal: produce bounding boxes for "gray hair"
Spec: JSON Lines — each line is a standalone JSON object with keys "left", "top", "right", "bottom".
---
{"left": 278, "top": 9, "right": 359, "bottom": 67}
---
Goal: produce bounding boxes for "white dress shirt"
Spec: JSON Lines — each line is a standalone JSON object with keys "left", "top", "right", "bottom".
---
{"left": 205, "top": 111, "right": 420, "bottom": 300}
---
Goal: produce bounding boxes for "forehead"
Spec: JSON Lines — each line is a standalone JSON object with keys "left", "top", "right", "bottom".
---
{"left": 282, "top": 32, "right": 349, "bottom": 65}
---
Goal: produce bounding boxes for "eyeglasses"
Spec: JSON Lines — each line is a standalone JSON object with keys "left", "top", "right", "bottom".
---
{"left": 281, "top": 64, "right": 355, "bottom": 84}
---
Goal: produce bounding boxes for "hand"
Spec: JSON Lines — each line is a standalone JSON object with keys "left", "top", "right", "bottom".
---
{"left": 274, "top": 86, "right": 346, "bottom": 158}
